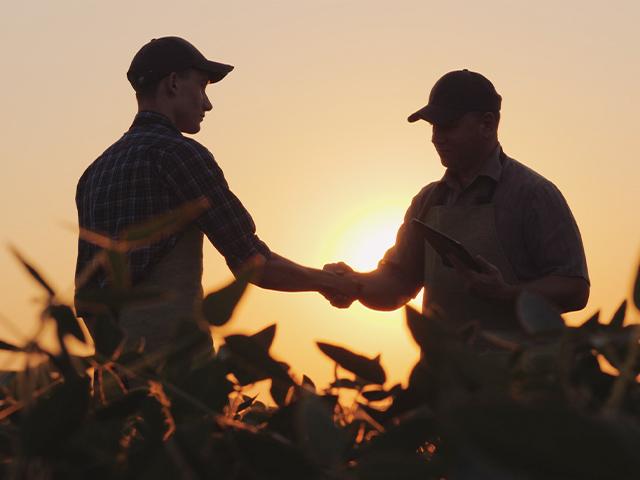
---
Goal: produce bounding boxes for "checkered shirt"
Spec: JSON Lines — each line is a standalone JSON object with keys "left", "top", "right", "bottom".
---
{"left": 75, "top": 111, "right": 270, "bottom": 289}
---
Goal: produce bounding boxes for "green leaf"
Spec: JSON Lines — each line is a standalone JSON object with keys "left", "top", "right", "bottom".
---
{"left": 404, "top": 305, "right": 429, "bottom": 350}
{"left": 48, "top": 305, "right": 85, "bottom": 343}
{"left": 362, "top": 384, "right": 402, "bottom": 402}
{"left": 224, "top": 334, "right": 293, "bottom": 386}
{"left": 634, "top": 264, "right": 640, "bottom": 310}
{"left": 252, "top": 324, "right": 276, "bottom": 351}
{"left": 516, "top": 291, "right": 564, "bottom": 334}
{"left": 237, "top": 394, "right": 258, "bottom": 412}
{"left": 329, "top": 378, "right": 363, "bottom": 390}
{"left": 201, "top": 265, "right": 256, "bottom": 327}
{"left": 295, "top": 393, "right": 349, "bottom": 468}
{"left": 169, "top": 357, "right": 233, "bottom": 414}
{"left": 270, "top": 379, "right": 294, "bottom": 407}
{"left": 609, "top": 300, "right": 627, "bottom": 328}
{"left": 9, "top": 246, "right": 55, "bottom": 297}
{"left": 0, "top": 339, "right": 21, "bottom": 352}
{"left": 302, "top": 374, "right": 316, "bottom": 391}
{"left": 579, "top": 310, "right": 601, "bottom": 329}
{"left": 317, "top": 342, "right": 386, "bottom": 385}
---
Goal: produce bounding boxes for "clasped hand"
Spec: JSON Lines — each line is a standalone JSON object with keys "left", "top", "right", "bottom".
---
{"left": 321, "top": 262, "right": 359, "bottom": 308}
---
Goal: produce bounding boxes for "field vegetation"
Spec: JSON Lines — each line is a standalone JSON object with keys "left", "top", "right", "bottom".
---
{"left": 1, "top": 206, "right": 639, "bottom": 479}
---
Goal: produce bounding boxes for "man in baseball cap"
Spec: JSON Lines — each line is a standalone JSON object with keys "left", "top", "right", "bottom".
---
{"left": 407, "top": 69, "right": 501, "bottom": 125}
{"left": 323, "top": 69, "right": 590, "bottom": 341}
{"left": 126, "top": 36, "right": 234, "bottom": 92}
{"left": 75, "top": 36, "right": 358, "bottom": 358}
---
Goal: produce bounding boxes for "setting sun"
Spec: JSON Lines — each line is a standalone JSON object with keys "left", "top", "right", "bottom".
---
{"left": 326, "top": 202, "right": 404, "bottom": 272}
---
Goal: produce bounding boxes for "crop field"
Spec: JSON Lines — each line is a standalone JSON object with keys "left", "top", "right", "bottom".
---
{"left": 1, "top": 210, "right": 639, "bottom": 479}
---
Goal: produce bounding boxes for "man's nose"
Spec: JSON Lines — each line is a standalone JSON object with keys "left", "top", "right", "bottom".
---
{"left": 204, "top": 93, "right": 213, "bottom": 112}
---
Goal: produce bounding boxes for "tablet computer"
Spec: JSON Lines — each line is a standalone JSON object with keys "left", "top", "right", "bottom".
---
{"left": 411, "top": 218, "right": 484, "bottom": 273}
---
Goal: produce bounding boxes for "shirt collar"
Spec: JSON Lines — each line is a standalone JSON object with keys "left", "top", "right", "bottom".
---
{"left": 131, "top": 111, "right": 180, "bottom": 133}
{"left": 442, "top": 144, "right": 503, "bottom": 190}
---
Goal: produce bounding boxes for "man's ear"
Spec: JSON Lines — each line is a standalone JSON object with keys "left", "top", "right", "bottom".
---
{"left": 480, "top": 112, "right": 498, "bottom": 138}
{"left": 161, "top": 72, "right": 180, "bottom": 98}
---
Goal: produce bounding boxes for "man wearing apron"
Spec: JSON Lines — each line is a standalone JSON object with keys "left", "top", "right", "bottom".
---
{"left": 324, "top": 70, "right": 589, "bottom": 335}
{"left": 75, "top": 37, "right": 357, "bottom": 358}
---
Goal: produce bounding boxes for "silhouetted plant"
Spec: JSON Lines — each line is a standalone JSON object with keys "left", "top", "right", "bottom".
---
{"left": 2, "top": 214, "right": 640, "bottom": 479}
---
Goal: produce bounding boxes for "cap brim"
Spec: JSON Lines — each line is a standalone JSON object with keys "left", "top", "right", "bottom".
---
{"left": 407, "top": 104, "right": 463, "bottom": 125}
{"left": 201, "top": 60, "right": 234, "bottom": 84}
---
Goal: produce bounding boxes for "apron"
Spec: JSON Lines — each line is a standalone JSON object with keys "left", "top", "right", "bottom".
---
{"left": 118, "top": 225, "right": 211, "bottom": 355}
{"left": 419, "top": 161, "right": 520, "bottom": 333}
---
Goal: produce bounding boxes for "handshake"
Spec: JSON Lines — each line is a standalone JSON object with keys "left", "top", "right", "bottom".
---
{"left": 320, "top": 261, "right": 362, "bottom": 309}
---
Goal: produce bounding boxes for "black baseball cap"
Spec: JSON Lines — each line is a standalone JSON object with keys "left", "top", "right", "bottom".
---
{"left": 408, "top": 69, "right": 501, "bottom": 125}
{"left": 127, "top": 36, "right": 234, "bottom": 92}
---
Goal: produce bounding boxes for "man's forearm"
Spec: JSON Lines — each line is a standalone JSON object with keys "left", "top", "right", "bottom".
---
{"left": 251, "top": 253, "right": 346, "bottom": 293}
{"left": 501, "top": 275, "right": 590, "bottom": 313}
{"left": 352, "top": 270, "right": 419, "bottom": 311}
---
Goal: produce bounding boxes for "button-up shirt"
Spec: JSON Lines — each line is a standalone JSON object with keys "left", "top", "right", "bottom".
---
{"left": 75, "top": 111, "right": 270, "bottom": 289}
{"left": 380, "top": 146, "right": 589, "bottom": 289}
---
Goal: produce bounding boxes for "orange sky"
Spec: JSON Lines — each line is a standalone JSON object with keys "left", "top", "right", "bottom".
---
{"left": 1, "top": 1, "right": 639, "bottom": 389}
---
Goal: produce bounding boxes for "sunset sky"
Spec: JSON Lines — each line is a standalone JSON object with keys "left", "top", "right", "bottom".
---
{"left": 1, "top": 1, "right": 638, "bottom": 390}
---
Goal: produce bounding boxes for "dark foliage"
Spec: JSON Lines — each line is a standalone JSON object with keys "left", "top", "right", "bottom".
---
{"left": 3, "top": 237, "right": 640, "bottom": 479}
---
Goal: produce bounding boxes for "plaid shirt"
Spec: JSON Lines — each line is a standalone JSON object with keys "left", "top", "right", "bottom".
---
{"left": 75, "top": 111, "right": 270, "bottom": 289}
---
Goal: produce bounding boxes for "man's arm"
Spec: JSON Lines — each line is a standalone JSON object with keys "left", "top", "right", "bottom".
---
{"left": 506, "top": 275, "right": 589, "bottom": 312}
{"left": 236, "top": 253, "right": 361, "bottom": 298}
{"left": 450, "top": 255, "right": 589, "bottom": 313}
{"left": 322, "top": 262, "right": 421, "bottom": 311}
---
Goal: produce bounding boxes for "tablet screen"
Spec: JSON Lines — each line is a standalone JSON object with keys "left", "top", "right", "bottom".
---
{"left": 411, "top": 219, "right": 483, "bottom": 273}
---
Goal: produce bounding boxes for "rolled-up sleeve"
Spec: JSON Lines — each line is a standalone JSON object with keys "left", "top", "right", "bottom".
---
{"left": 378, "top": 184, "right": 437, "bottom": 289}
{"left": 157, "top": 142, "right": 271, "bottom": 270}
{"left": 524, "top": 181, "right": 589, "bottom": 283}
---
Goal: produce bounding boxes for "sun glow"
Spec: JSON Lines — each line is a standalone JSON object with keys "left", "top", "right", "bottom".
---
{"left": 327, "top": 203, "right": 404, "bottom": 272}
{"left": 324, "top": 200, "right": 425, "bottom": 310}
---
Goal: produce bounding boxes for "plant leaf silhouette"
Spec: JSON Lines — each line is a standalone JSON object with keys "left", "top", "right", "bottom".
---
{"left": 201, "top": 261, "right": 260, "bottom": 327}
{"left": 9, "top": 246, "right": 56, "bottom": 297}
{"left": 579, "top": 310, "right": 601, "bottom": 329}
{"left": 317, "top": 342, "right": 385, "bottom": 385}
{"left": 295, "top": 393, "right": 349, "bottom": 468}
{"left": 0, "top": 339, "right": 21, "bottom": 352}
{"left": 224, "top": 334, "right": 292, "bottom": 386}
{"left": 252, "top": 324, "right": 276, "bottom": 351}
{"left": 48, "top": 304, "right": 85, "bottom": 343}
{"left": 609, "top": 300, "right": 627, "bottom": 328}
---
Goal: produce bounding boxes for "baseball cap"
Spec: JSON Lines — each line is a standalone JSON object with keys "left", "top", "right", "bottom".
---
{"left": 408, "top": 69, "right": 501, "bottom": 125}
{"left": 127, "top": 36, "right": 234, "bottom": 92}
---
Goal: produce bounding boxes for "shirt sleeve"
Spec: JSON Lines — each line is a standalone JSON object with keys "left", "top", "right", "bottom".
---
{"left": 524, "top": 180, "right": 589, "bottom": 283}
{"left": 157, "top": 141, "right": 271, "bottom": 270}
{"left": 378, "top": 184, "right": 437, "bottom": 289}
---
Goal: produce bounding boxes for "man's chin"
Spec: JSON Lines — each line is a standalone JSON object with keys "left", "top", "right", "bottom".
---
{"left": 182, "top": 124, "right": 201, "bottom": 134}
